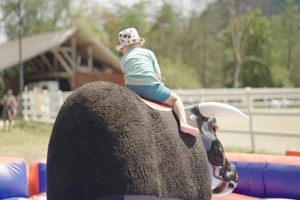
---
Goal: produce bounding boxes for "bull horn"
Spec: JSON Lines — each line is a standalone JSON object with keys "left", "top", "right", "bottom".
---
{"left": 198, "top": 102, "right": 249, "bottom": 120}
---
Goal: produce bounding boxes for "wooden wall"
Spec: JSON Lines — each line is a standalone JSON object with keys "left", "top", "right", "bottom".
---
{"left": 72, "top": 73, "right": 124, "bottom": 90}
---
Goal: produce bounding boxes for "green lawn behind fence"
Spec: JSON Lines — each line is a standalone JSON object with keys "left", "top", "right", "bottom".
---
{"left": 0, "top": 120, "right": 53, "bottom": 164}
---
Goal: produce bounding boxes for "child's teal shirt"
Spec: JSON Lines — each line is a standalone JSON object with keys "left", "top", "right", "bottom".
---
{"left": 120, "top": 47, "right": 161, "bottom": 86}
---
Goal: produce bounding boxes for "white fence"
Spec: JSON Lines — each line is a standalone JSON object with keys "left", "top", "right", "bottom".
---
{"left": 174, "top": 87, "right": 300, "bottom": 153}
{"left": 22, "top": 90, "right": 72, "bottom": 122}
{"left": 22, "top": 87, "right": 300, "bottom": 153}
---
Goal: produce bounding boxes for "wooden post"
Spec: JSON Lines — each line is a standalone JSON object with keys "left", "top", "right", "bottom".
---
{"left": 71, "top": 37, "right": 77, "bottom": 71}
{"left": 246, "top": 87, "right": 255, "bottom": 152}
{"left": 40, "top": 54, "right": 54, "bottom": 71}
{"left": 52, "top": 49, "right": 73, "bottom": 76}
{"left": 87, "top": 46, "right": 93, "bottom": 71}
{"left": 60, "top": 48, "right": 76, "bottom": 70}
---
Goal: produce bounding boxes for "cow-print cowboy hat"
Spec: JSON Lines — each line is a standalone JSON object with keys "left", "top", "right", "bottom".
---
{"left": 116, "top": 27, "right": 145, "bottom": 51}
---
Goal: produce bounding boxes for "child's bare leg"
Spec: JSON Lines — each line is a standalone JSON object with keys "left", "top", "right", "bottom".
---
{"left": 164, "top": 92, "right": 199, "bottom": 137}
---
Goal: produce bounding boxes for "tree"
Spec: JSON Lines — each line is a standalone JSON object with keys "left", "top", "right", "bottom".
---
{"left": 267, "top": 0, "right": 300, "bottom": 87}
{"left": 148, "top": 1, "right": 181, "bottom": 58}
{"left": 0, "top": 0, "right": 77, "bottom": 39}
{"left": 71, "top": 1, "right": 110, "bottom": 47}
{"left": 181, "top": 1, "right": 228, "bottom": 88}
{"left": 146, "top": 2, "right": 203, "bottom": 88}
{"left": 158, "top": 57, "right": 201, "bottom": 89}
{"left": 104, "top": 1, "right": 150, "bottom": 54}
{"left": 101, "top": 10, "right": 119, "bottom": 50}
{"left": 240, "top": 10, "right": 272, "bottom": 87}
{"left": 280, "top": 0, "right": 300, "bottom": 86}
{"left": 224, "top": 0, "right": 244, "bottom": 88}
{"left": 224, "top": 0, "right": 273, "bottom": 87}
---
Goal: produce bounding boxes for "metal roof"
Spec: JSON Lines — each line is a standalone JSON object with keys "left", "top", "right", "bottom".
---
{"left": 0, "top": 28, "right": 120, "bottom": 72}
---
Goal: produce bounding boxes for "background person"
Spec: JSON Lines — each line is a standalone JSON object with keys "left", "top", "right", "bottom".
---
{"left": 1, "top": 89, "right": 17, "bottom": 131}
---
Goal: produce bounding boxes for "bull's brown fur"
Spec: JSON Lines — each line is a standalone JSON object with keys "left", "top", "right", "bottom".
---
{"left": 47, "top": 81, "right": 211, "bottom": 200}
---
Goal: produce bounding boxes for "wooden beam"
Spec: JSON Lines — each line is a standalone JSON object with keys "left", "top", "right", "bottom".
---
{"left": 40, "top": 54, "right": 54, "bottom": 71}
{"left": 52, "top": 49, "right": 73, "bottom": 76}
{"left": 54, "top": 54, "right": 58, "bottom": 70}
{"left": 60, "top": 47, "right": 73, "bottom": 52}
{"left": 76, "top": 55, "right": 81, "bottom": 67}
{"left": 71, "top": 37, "right": 77, "bottom": 70}
{"left": 33, "top": 57, "right": 46, "bottom": 71}
{"left": 60, "top": 48, "right": 76, "bottom": 70}
{"left": 27, "top": 60, "right": 37, "bottom": 69}
{"left": 27, "top": 59, "right": 44, "bottom": 72}
{"left": 26, "top": 71, "right": 70, "bottom": 81}
{"left": 87, "top": 46, "right": 93, "bottom": 70}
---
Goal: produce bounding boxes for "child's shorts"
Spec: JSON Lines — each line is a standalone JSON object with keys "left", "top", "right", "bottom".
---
{"left": 125, "top": 84, "right": 171, "bottom": 103}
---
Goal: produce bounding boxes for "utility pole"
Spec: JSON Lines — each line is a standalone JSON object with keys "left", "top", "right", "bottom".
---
{"left": 18, "top": 0, "right": 24, "bottom": 119}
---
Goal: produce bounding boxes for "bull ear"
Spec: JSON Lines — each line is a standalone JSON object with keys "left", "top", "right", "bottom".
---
{"left": 197, "top": 102, "right": 249, "bottom": 120}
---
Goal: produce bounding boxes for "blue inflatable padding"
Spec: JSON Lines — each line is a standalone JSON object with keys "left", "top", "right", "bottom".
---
{"left": 38, "top": 162, "right": 47, "bottom": 193}
{"left": 233, "top": 161, "right": 267, "bottom": 197}
{"left": 232, "top": 161, "right": 300, "bottom": 199}
{"left": 0, "top": 159, "right": 28, "bottom": 199}
{"left": 1, "top": 198, "right": 29, "bottom": 200}
{"left": 264, "top": 163, "right": 300, "bottom": 199}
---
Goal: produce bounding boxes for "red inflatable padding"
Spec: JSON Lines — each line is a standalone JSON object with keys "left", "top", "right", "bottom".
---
{"left": 226, "top": 152, "right": 300, "bottom": 166}
{"left": 28, "top": 158, "right": 47, "bottom": 197}
{"left": 0, "top": 157, "right": 29, "bottom": 199}
{"left": 212, "top": 192, "right": 262, "bottom": 200}
{"left": 286, "top": 150, "right": 300, "bottom": 157}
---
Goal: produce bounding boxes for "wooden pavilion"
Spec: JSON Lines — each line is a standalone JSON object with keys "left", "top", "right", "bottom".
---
{"left": 0, "top": 27, "right": 124, "bottom": 92}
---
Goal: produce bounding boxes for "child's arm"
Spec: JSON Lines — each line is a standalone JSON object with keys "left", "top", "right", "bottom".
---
{"left": 157, "top": 73, "right": 166, "bottom": 84}
{"left": 157, "top": 73, "right": 163, "bottom": 82}
{"left": 150, "top": 51, "right": 165, "bottom": 83}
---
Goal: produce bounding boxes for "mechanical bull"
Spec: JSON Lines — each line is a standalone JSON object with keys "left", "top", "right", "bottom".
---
{"left": 46, "top": 81, "right": 248, "bottom": 200}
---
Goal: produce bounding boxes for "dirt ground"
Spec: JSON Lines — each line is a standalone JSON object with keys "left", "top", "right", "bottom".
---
{"left": 216, "top": 114, "right": 300, "bottom": 155}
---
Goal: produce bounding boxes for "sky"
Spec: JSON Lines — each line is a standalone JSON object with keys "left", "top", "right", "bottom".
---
{"left": 0, "top": 0, "right": 218, "bottom": 45}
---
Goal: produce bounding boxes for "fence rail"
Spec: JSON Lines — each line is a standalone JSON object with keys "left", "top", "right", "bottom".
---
{"left": 22, "top": 87, "right": 300, "bottom": 153}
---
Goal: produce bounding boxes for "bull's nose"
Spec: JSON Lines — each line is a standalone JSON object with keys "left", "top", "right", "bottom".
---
{"left": 214, "top": 124, "right": 220, "bottom": 132}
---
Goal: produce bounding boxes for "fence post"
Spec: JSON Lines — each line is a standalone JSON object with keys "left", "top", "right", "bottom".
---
{"left": 43, "top": 90, "right": 50, "bottom": 122}
{"left": 58, "top": 90, "right": 64, "bottom": 106}
{"left": 29, "top": 90, "right": 35, "bottom": 120}
{"left": 246, "top": 87, "right": 255, "bottom": 152}
{"left": 22, "top": 91, "right": 28, "bottom": 120}
{"left": 200, "top": 89, "right": 204, "bottom": 103}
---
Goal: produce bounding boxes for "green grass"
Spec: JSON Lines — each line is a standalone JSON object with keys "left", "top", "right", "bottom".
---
{"left": 0, "top": 120, "right": 53, "bottom": 164}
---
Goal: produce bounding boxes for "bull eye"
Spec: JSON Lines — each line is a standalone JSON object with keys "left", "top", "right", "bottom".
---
{"left": 228, "top": 183, "right": 235, "bottom": 188}
{"left": 218, "top": 171, "right": 222, "bottom": 177}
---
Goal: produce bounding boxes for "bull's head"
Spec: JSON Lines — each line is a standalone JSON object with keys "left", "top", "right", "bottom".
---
{"left": 185, "top": 102, "right": 248, "bottom": 196}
